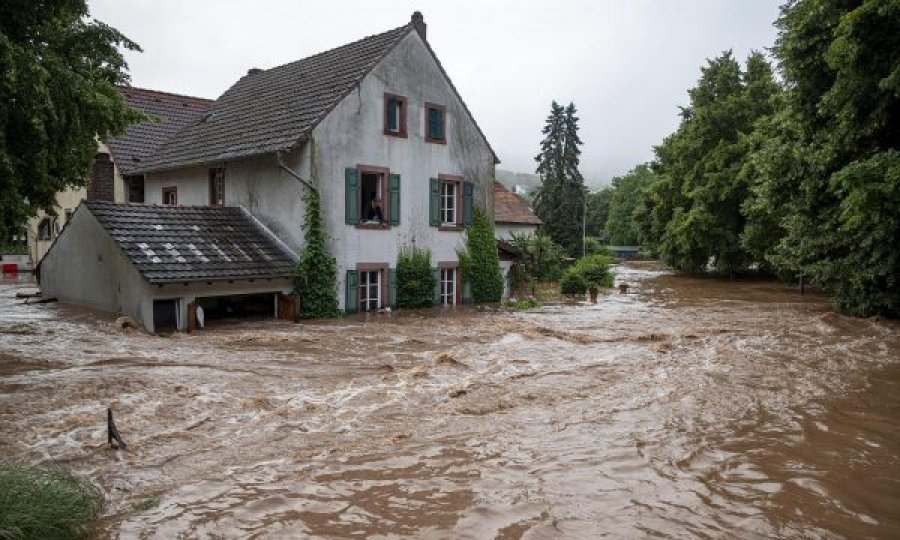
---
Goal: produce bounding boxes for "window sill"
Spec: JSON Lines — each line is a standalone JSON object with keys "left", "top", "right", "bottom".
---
{"left": 355, "top": 223, "right": 391, "bottom": 230}
{"left": 383, "top": 129, "right": 408, "bottom": 138}
{"left": 425, "top": 137, "right": 447, "bottom": 145}
{"left": 438, "top": 225, "right": 464, "bottom": 232}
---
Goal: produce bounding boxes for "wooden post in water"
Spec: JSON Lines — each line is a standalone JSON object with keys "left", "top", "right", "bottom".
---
{"left": 799, "top": 274, "right": 805, "bottom": 296}
{"left": 107, "top": 408, "right": 127, "bottom": 450}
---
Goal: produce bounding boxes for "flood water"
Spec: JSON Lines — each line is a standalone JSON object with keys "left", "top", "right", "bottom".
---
{"left": 1, "top": 263, "right": 898, "bottom": 538}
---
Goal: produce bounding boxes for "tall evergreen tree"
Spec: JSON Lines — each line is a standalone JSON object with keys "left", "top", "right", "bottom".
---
{"left": 0, "top": 1, "right": 144, "bottom": 239}
{"left": 533, "top": 101, "right": 587, "bottom": 256}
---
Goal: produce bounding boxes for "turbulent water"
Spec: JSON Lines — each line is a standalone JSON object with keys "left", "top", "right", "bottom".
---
{"left": 1, "top": 263, "right": 898, "bottom": 539}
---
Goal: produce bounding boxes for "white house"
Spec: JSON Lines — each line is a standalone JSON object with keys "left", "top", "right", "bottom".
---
{"left": 40, "top": 12, "right": 500, "bottom": 330}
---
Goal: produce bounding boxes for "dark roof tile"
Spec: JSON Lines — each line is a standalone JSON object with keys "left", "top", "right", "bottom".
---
{"left": 85, "top": 202, "right": 296, "bottom": 283}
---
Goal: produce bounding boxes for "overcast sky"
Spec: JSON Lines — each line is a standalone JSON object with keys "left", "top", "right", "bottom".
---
{"left": 88, "top": 0, "right": 782, "bottom": 187}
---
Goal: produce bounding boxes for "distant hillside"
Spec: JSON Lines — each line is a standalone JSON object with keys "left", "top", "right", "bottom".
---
{"left": 496, "top": 169, "right": 540, "bottom": 193}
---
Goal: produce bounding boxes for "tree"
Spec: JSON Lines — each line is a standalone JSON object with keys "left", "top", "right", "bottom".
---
{"left": 749, "top": 0, "right": 900, "bottom": 316}
{"left": 585, "top": 187, "right": 612, "bottom": 239}
{"left": 293, "top": 189, "right": 340, "bottom": 317}
{"left": 458, "top": 210, "right": 503, "bottom": 303}
{"left": 604, "top": 163, "right": 656, "bottom": 246}
{"left": 0, "top": 1, "right": 144, "bottom": 239}
{"left": 533, "top": 101, "right": 587, "bottom": 256}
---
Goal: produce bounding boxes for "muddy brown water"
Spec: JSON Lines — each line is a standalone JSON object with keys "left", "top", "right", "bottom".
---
{"left": 1, "top": 263, "right": 898, "bottom": 538}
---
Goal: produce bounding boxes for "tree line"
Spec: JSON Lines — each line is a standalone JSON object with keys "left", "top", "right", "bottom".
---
{"left": 586, "top": 0, "right": 898, "bottom": 318}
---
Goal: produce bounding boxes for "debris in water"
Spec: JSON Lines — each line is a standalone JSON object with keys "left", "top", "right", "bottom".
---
{"left": 116, "top": 316, "right": 140, "bottom": 330}
{"left": 434, "top": 352, "right": 467, "bottom": 368}
{"left": 107, "top": 407, "right": 127, "bottom": 450}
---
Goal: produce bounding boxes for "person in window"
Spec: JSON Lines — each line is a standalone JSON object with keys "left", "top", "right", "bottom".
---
{"left": 366, "top": 197, "right": 384, "bottom": 224}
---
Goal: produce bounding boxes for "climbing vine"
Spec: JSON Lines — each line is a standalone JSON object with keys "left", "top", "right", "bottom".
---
{"left": 293, "top": 189, "right": 339, "bottom": 318}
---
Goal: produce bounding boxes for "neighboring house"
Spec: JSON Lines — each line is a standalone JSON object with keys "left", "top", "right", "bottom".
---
{"left": 40, "top": 12, "right": 499, "bottom": 331}
{"left": 493, "top": 181, "right": 541, "bottom": 240}
{"left": 25, "top": 88, "right": 213, "bottom": 264}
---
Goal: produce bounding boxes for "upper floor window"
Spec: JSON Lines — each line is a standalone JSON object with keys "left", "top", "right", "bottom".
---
{"left": 345, "top": 167, "right": 400, "bottom": 227}
{"left": 425, "top": 103, "right": 446, "bottom": 143}
{"left": 162, "top": 186, "right": 178, "bottom": 205}
{"left": 440, "top": 180, "right": 457, "bottom": 225}
{"left": 209, "top": 167, "right": 225, "bottom": 205}
{"left": 429, "top": 176, "right": 474, "bottom": 228}
{"left": 37, "top": 217, "right": 54, "bottom": 241}
{"left": 384, "top": 94, "right": 407, "bottom": 137}
{"left": 125, "top": 175, "right": 145, "bottom": 203}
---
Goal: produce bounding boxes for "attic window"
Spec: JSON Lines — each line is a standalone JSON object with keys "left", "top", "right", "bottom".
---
{"left": 425, "top": 103, "right": 446, "bottom": 143}
{"left": 209, "top": 167, "right": 225, "bottom": 205}
{"left": 384, "top": 93, "right": 407, "bottom": 137}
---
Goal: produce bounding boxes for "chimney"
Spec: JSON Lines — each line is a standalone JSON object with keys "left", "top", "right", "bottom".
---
{"left": 247, "top": 68, "right": 263, "bottom": 76}
{"left": 411, "top": 11, "right": 426, "bottom": 41}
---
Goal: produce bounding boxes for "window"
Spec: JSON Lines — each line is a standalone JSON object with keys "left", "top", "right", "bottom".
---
{"left": 384, "top": 93, "right": 407, "bottom": 137}
{"left": 37, "top": 218, "right": 53, "bottom": 241}
{"left": 162, "top": 186, "right": 177, "bottom": 205}
{"left": 441, "top": 181, "right": 457, "bottom": 225}
{"left": 345, "top": 167, "right": 400, "bottom": 227}
{"left": 425, "top": 103, "right": 446, "bottom": 143}
{"left": 359, "top": 270, "right": 382, "bottom": 312}
{"left": 125, "top": 175, "right": 145, "bottom": 203}
{"left": 209, "top": 167, "right": 225, "bottom": 205}
{"left": 440, "top": 267, "right": 456, "bottom": 306}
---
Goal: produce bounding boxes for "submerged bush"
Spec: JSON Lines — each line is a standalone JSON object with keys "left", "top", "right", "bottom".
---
{"left": 560, "top": 253, "right": 616, "bottom": 295}
{"left": 396, "top": 245, "right": 436, "bottom": 308}
{"left": 0, "top": 462, "right": 103, "bottom": 540}
{"left": 560, "top": 267, "right": 588, "bottom": 295}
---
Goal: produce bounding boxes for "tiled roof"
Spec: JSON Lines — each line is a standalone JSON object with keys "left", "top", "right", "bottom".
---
{"left": 494, "top": 182, "right": 542, "bottom": 226}
{"left": 107, "top": 88, "right": 214, "bottom": 174}
{"left": 85, "top": 201, "right": 296, "bottom": 283}
{"left": 135, "top": 24, "right": 412, "bottom": 173}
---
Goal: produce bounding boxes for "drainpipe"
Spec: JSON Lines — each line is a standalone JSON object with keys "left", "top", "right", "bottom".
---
{"left": 276, "top": 150, "right": 315, "bottom": 192}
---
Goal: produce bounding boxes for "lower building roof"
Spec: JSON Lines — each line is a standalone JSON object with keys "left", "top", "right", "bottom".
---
{"left": 85, "top": 201, "right": 297, "bottom": 284}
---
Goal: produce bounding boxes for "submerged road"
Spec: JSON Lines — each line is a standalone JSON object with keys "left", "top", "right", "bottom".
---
{"left": 1, "top": 263, "right": 898, "bottom": 538}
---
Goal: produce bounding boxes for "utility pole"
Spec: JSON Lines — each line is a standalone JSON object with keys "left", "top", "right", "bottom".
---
{"left": 582, "top": 190, "right": 587, "bottom": 257}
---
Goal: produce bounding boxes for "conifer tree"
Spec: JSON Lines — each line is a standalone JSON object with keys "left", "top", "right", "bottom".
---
{"left": 533, "top": 101, "right": 587, "bottom": 256}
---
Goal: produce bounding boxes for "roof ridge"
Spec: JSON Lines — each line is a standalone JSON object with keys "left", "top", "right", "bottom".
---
{"left": 118, "top": 85, "right": 215, "bottom": 104}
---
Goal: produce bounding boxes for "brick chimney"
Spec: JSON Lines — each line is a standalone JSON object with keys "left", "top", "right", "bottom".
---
{"left": 411, "top": 11, "right": 426, "bottom": 41}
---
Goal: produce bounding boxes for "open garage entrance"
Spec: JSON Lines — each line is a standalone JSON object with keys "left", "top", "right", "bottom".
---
{"left": 188, "top": 292, "right": 297, "bottom": 330}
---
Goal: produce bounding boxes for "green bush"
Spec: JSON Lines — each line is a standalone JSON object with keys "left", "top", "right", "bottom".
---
{"left": 0, "top": 462, "right": 103, "bottom": 540}
{"left": 560, "top": 267, "right": 588, "bottom": 295}
{"left": 560, "top": 254, "right": 616, "bottom": 295}
{"left": 293, "top": 189, "right": 339, "bottom": 318}
{"left": 508, "top": 233, "right": 565, "bottom": 281}
{"left": 396, "top": 245, "right": 436, "bottom": 308}
{"left": 458, "top": 210, "right": 504, "bottom": 303}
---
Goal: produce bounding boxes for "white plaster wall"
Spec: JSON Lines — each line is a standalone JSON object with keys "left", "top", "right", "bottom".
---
{"left": 38, "top": 205, "right": 147, "bottom": 319}
{"left": 495, "top": 224, "right": 539, "bottom": 241}
{"left": 312, "top": 30, "right": 496, "bottom": 309}
{"left": 26, "top": 187, "right": 88, "bottom": 263}
{"left": 143, "top": 150, "right": 308, "bottom": 252}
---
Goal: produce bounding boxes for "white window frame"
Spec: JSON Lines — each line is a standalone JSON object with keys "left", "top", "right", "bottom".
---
{"left": 440, "top": 267, "right": 456, "bottom": 306}
{"left": 359, "top": 270, "right": 381, "bottom": 312}
{"left": 440, "top": 181, "right": 456, "bottom": 226}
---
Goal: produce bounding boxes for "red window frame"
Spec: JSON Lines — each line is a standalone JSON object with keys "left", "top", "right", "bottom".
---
{"left": 383, "top": 93, "right": 408, "bottom": 138}
{"left": 209, "top": 167, "right": 225, "bottom": 206}
{"left": 162, "top": 186, "right": 178, "bottom": 205}
{"left": 356, "top": 164, "right": 391, "bottom": 230}
{"left": 424, "top": 102, "right": 447, "bottom": 144}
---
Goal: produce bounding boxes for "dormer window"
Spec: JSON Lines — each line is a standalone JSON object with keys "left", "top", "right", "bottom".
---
{"left": 384, "top": 94, "right": 407, "bottom": 137}
{"left": 425, "top": 102, "right": 446, "bottom": 143}
{"left": 209, "top": 167, "right": 225, "bottom": 205}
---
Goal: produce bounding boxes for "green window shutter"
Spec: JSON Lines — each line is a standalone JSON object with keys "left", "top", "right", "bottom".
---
{"left": 462, "top": 277, "right": 473, "bottom": 305}
{"left": 389, "top": 268, "right": 397, "bottom": 308}
{"left": 428, "top": 108, "right": 444, "bottom": 140}
{"left": 389, "top": 173, "right": 401, "bottom": 226}
{"left": 462, "top": 182, "right": 474, "bottom": 226}
{"left": 345, "top": 270, "right": 359, "bottom": 313}
{"left": 429, "top": 177, "right": 440, "bottom": 227}
{"left": 387, "top": 98, "right": 398, "bottom": 131}
{"left": 433, "top": 268, "right": 441, "bottom": 306}
{"left": 345, "top": 168, "right": 359, "bottom": 225}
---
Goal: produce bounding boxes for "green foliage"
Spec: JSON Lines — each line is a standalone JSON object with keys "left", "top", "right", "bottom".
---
{"left": 508, "top": 232, "right": 565, "bottom": 281}
{"left": 0, "top": 1, "right": 145, "bottom": 239}
{"left": 458, "top": 210, "right": 503, "bottom": 303}
{"left": 604, "top": 163, "right": 656, "bottom": 246}
{"left": 504, "top": 297, "right": 540, "bottom": 310}
{"left": 560, "top": 254, "right": 616, "bottom": 295}
{"left": 585, "top": 188, "right": 612, "bottom": 239}
{"left": 533, "top": 101, "right": 587, "bottom": 256}
{"left": 396, "top": 244, "right": 436, "bottom": 309}
{"left": 0, "top": 461, "right": 103, "bottom": 540}
{"left": 0, "top": 243, "right": 26, "bottom": 255}
{"left": 293, "top": 189, "right": 339, "bottom": 318}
